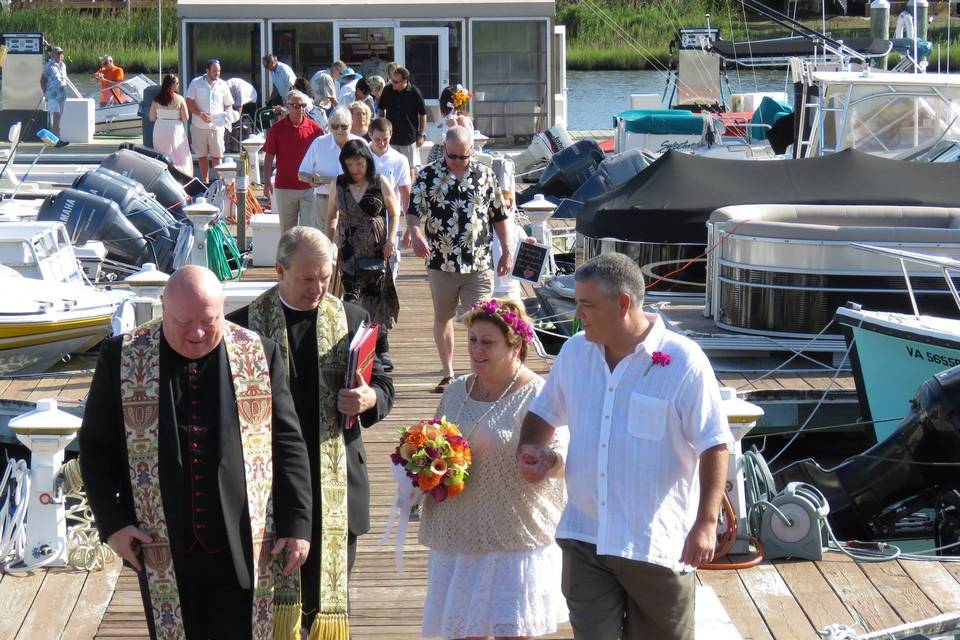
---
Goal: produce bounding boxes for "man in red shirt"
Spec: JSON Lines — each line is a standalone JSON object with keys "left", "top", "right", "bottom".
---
{"left": 264, "top": 89, "right": 325, "bottom": 232}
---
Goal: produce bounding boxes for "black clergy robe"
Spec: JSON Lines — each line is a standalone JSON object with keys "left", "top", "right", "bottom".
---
{"left": 78, "top": 330, "right": 312, "bottom": 638}
{"left": 227, "top": 298, "right": 395, "bottom": 623}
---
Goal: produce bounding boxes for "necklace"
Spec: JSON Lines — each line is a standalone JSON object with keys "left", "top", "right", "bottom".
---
{"left": 452, "top": 365, "right": 524, "bottom": 439}
{"left": 348, "top": 181, "right": 367, "bottom": 201}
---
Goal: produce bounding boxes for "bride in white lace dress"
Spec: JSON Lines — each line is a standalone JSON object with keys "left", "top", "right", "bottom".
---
{"left": 420, "top": 299, "right": 568, "bottom": 640}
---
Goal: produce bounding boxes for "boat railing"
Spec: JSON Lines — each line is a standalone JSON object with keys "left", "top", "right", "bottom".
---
{"left": 851, "top": 243, "right": 960, "bottom": 319}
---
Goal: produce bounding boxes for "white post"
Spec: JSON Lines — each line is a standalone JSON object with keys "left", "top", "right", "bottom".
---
{"left": 158, "top": 0, "right": 162, "bottom": 83}
{"left": 720, "top": 388, "right": 764, "bottom": 554}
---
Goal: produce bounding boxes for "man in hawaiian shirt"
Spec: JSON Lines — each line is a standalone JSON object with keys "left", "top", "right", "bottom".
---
{"left": 407, "top": 126, "right": 514, "bottom": 392}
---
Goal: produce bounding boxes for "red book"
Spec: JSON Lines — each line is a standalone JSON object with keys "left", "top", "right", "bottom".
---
{"left": 342, "top": 321, "right": 380, "bottom": 429}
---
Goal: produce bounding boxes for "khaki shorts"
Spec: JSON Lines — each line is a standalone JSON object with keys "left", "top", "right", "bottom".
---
{"left": 273, "top": 187, "right": 317, "bottom": 232}
{"left": 558, "top": 538, "right": 695, "bottom": 640}
{"left": 190, "top": 124, "right": 225, "bottom": 158}
{"left": 427, "top": 269, "right": 494, "bottom": 323}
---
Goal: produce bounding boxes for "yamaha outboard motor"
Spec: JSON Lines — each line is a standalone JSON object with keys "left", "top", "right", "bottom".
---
{"left": 554, "top": 148, "right": 650, "bottom": 219}
{"left": 517, "top": 139, "right": 604, "bottom": 206}
{"left": 118, "top": 142, "right": 200, "bottom": 190}
{"left": 71, "top": 168, "right": 190, "bottom": 273}
{"left": 99, "top": 149, "right": 191, "bottom": 219}
{"left": 776, "top": 365, "right": 960, "bottom": 541}
{"left": 38, "top": 188, "right": 151, "bottom": 268}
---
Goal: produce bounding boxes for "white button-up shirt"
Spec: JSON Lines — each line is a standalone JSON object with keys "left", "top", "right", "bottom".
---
{"left": 298, "top": 133, "right": 365, "bottom": 193}
{"left": 528, "top": 314, "right": 732, "bottom": 571}
{"left": 185, "top": 75, "right": 234, "bottom": 130}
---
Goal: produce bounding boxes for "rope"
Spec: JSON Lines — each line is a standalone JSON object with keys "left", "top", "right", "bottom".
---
{"left": 206, "top": 220, "right": 243, "bottom": 281}
{"left": 0, "top": 459, "right": 30, "bottom": 567}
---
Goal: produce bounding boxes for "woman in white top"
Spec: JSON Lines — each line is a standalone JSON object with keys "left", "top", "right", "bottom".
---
{"left": 298, "top": 106, "right": 363, "bottom": 232}
{"left": 149, "top": 74, "right": 192, "bottom": 177}
{"left": 421, "top": 298, "right": 568, "bottom": 640}
{"left": 426, "top": 84, "right": 475, "bottom": 165}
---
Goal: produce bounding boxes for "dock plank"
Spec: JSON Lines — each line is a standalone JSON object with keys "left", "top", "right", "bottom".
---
{"left": 858, "top": 560, "right": 940, "bottom": 623}
{"left": 15, "top": 568, "right": 87, "bottom": 640}
{"left": 61, "top": 558, "right": 123, "bottom": 640}
{"left": 698, "top": 566, "right": 774, "bottom": 640}
{"left": 815, "top": 555, "right": 903, "bottom": 632}
{"left": 0, "top": 570, "right": 44, "bottom": 640}
{"left": 774, "top": 559, "right": 858, "bottom": 633}
{"left": 897, "top": 559, "right": 960, "bottom": 614}
{"left": 737, "top": 563, "right": 817, "bottom": 639}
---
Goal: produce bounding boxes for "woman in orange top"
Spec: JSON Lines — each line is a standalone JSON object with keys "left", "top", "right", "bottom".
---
{"left": 92, "top": 55, "right": 125, "bottom": 106}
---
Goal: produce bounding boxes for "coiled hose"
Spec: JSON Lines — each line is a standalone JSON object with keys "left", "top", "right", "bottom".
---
{"left": 59, "top": 459, "right": 116, "bottom": 572}
{"left": 206, "top": 220, "right": 243, "bottom": 281}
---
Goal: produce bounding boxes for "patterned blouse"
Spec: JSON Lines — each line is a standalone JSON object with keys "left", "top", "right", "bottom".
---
{"left": 411, "top": 159, "right": 507, "bottom": 273}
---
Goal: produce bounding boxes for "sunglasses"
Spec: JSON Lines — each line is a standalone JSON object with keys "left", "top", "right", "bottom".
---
{"left": 445, "top": 148, "right": 473, "bottom": 161}
{"left": 286, "top": 102, "right": 307, "bottom": 109}
{"left": 330, "top": 124, "right": 350, "bottom": 131}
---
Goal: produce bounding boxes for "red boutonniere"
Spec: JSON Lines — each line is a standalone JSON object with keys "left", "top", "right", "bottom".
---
{"left": 643, "top": 351, "right": 671, "bottom": 376}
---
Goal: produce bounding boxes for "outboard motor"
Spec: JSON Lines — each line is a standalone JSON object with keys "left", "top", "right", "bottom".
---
{"left": 554, "top": 148, "right": 650, "bottom": 219}
{"left": 118, "top": 142, "right": 198, "bottom": 189}
{"left": 38, "top": 188, "right": 151, "bottom": 269}
{"left": 99, "top": 149, "right": 191, "bottom": 219}
{"left": 776, "top": 365, "right": 960, "bottom": 541}
{"left": 72, "top": 168, "right": 190, "bottom": 273}
{"left": 517, "top": 139, "right": 604, "bottom": 206}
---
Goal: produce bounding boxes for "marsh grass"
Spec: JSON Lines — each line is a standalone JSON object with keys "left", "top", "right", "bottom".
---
{"left": 0, "top": 7, "right": 178, "bottom": 72}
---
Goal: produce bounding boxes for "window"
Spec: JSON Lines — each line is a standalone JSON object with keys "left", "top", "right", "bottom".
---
{"left": 471, "top": 20, "right": 548, "bottom": 139}
{"left": 186, "top": 22, "right": 262, "bottom": 100}
{"left": 272, "top": 22, "right": 334, "bottom": 80}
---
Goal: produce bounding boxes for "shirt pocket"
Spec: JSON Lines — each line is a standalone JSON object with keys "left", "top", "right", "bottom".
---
{"left": 627, "top": 392, "right": 668, "bottom": 441}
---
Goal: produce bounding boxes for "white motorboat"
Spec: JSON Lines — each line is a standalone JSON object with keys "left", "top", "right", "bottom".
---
{"left": 0, "top": 268, "right": 131, "bottom": 375}
{"left": 65, "top": 74, "right": 157, "bottom": 134}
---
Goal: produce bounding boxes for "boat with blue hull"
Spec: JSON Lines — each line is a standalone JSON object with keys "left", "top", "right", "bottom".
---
{"left": 835, "top": 245, "right": 960, "bottom": 442}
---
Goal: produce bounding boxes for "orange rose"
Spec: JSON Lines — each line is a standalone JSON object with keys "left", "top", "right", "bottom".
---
{"left": 418, "top": 472, "right": 442, "bottom": 491}
{"left": 463, "top": 449, "right": 473, "bottom": 463}
{"left": 448, "top": 453, "right": 466, "bottom": 467}
{"left": 425, "top": 427, "right": 442, "bottom": 441}
{"left": 405, "top": 432, "right": 426, "bottom": 448}
{"left": 441, "top": 423, "right": 461, "bottom": 437}
{"left": 445, "top": 482, "right": 465, "bottom": 498}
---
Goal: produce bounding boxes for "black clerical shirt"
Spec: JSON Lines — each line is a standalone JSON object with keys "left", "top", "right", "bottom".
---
{"left": 160, "top": 336, "right": 229, "bottom": 554}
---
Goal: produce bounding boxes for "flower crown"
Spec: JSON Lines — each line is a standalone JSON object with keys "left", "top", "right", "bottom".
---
{"left": 470, "top": 299, "right": 535, "bottom": 343}
{"left": 448, "top": 84, "right": 473, "bottom": 112}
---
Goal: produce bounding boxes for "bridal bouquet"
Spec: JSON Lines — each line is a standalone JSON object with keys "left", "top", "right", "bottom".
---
{"left": 389, "top": 417, "right": 471, "bottom": 502}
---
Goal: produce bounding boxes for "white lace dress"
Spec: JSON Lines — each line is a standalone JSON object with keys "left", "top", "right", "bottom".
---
{"left": 420, "top": 375, "right": 569, "bottom": 639}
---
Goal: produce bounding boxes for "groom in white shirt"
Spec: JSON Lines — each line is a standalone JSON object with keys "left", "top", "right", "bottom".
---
{"left": 516, "top": 253, "right": 732, "bottom": 640}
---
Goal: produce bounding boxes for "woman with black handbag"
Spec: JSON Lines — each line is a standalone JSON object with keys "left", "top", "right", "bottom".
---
{"left": 327, "top": 139, "right": 401, "bottom": 370}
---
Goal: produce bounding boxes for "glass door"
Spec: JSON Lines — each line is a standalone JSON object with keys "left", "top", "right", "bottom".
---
{"left": 395, "top": 27, "right": 449, "bottom": 105}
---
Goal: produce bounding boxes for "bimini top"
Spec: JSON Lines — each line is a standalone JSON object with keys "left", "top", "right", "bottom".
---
{"left": 576, "top": 148, "right": 960, "bottom": 243}
{"left": 177, "top": 0, "right": 554, "bottom": 19}
{"left": 711, "top": 36, "right": 891, "bottom": 60}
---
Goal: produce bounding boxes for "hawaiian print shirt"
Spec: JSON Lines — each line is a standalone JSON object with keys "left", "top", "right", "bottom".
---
{"left": 411, "top": 159, "right": 507, "bottom": 273}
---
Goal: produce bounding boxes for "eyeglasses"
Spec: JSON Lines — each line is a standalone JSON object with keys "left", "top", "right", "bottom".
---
{"left": 286, "top": 102, "right": 307, "bottom": 109}
{"left": 445, "top": 148, "right": 473, "bottom": 161}
{"left": 330, "top": 124, "right": 350, "bottom": 131}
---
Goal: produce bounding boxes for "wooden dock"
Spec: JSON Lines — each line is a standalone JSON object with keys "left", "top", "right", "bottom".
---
{"left": 1, "top": 254, "right": 959, "bottom": 639}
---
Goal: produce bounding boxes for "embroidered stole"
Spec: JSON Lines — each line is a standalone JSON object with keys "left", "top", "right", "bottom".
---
{"left": 249, "top": 286, "right": 350, "bottom": 640}
{"left": 119, "top": 320, "right": 278, "bottom": 640}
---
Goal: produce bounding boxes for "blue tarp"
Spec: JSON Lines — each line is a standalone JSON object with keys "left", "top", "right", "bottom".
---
{"left": 749, "top": 96, "right": 792, "bottom": 142}
{"left": 615, "top": 109, "right": 705, "bottom": 135}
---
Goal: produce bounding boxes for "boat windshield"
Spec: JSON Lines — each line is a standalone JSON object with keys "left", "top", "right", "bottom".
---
{"left": 83, "top": 74, "right": 156, "bottom": 105}
{"left": 819, "top": 83, "right": 960, "bottom": 158}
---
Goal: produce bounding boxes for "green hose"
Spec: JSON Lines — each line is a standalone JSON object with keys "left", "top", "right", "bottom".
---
{"left": 206, "top": 220, "right": 243, "bottom": 281}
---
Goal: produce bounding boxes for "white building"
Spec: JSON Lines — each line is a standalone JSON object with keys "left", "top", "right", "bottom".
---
{"left": 176, "top": 0, "right": 567, "bottom": 139}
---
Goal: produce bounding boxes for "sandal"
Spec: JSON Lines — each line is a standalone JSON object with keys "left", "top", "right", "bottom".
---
{"left": 432, "top": 375, "right": 454, "bottom": 393}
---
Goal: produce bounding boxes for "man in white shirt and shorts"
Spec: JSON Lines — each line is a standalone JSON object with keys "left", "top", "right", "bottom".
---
{"left": 186, "top": 59, "right": 234, "bottom": 182}
{"left": 517, "top": 253, "right": 733, "bottom": 640}
{"left": 368, "top": 117, "right": 411, "bottom": 281}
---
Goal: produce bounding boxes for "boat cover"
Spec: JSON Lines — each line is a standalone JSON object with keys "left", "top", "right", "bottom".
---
{"left": 615, "top": 110, "right": 707, "bottom": 135}
{"left": 750, "top": 96, "right": 792, "bottom": 142}
{"left": 711, "top": 36, "right": 891, "bottom": 59}
{"left": 576, "top": 148, "right": 960, "bottom": 243}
